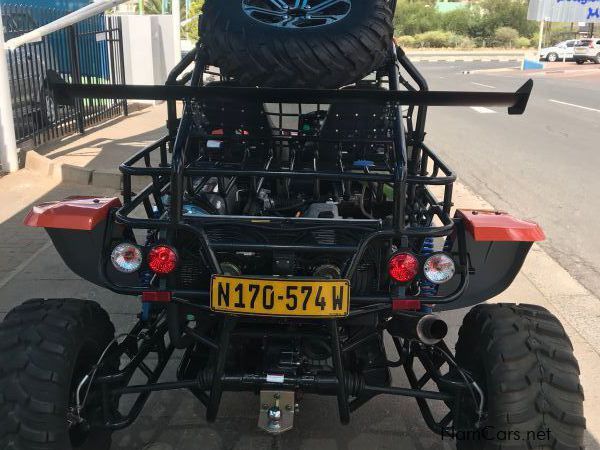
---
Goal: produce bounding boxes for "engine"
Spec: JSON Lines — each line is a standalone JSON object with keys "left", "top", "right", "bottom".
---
{"left": 157, "top": 102, "right": 398, "bottom": 296}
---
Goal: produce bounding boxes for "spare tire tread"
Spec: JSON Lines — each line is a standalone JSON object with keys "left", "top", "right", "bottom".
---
{"left": 201, "top": 0, "right": 394, "bottom": 88}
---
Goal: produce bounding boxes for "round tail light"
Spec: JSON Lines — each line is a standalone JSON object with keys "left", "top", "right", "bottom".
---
{"left": 111, "top": 243, "right": 143, "bottom": 274}
{"left": 148, "top": 245, "right": 178, "bottom": 275}
{"left": 423, "top": 253, "right": 456, "bottom": 285}
{"left": 388, "top": 252, "right": 419, "bottom": 283}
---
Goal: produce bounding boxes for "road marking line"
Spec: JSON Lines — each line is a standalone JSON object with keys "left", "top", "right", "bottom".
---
{"left": 0, "top": 242, "right": 52, "bottom": 290}
{"left": 471, "top": 82, "right": 496, "bottom": 89}
{"left": 550, "top": 99, "right": 600, "bottom": 113}
{"left": 470, "top": 106, "right": 497, "bottom": 114}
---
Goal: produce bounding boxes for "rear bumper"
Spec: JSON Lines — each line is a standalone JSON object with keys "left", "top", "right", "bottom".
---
{"left": 25, "top": 197, "right": 544, "bottom": 313}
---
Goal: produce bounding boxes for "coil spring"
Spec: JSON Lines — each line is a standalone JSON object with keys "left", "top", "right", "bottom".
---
{"left": 345, "top": 372, "right": 366, "bottom": 396}
{"left": 139, "top": 229, "right": 161, "bottom": 288}
{"left": 197, "top": 367, "right": 214, "bottom": 388}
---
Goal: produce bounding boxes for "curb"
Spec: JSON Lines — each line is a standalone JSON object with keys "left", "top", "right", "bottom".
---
{"left": 410, "top": 57, "right": 521, "bottom": 63}
{"left": 25, "top": 150, "right": 123, "bottom": 190}
{"left": 405, "top": 52, "right": 525, "bottom": 63}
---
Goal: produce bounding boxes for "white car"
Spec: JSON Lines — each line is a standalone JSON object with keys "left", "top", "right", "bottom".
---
{"left": 573, "top": 38, "right": 600, "bottom": 64}
{"left": 539, "top": 40, "right": 577, "bottom": 62}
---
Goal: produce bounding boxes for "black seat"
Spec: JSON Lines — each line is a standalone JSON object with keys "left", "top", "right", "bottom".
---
{"left": 320, "top": 83, "right": 394, "bottom": 142}
{"left": 197, "top": 81, "right": 273, "bottom": 138}
{"left": 318, "top": 83, "right": 394, "bottom": 164}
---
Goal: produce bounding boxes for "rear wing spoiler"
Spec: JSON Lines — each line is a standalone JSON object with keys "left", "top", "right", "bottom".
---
{"left": 50, "top": 79, "right": 534, "bottom": 115}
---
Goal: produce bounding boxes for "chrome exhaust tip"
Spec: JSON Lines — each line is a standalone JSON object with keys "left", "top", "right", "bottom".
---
{"left": 387, "top": 313, "right": 448, "bottom": 346}
{"left": 416, "top": 315, "right": 448, "bottom": 346}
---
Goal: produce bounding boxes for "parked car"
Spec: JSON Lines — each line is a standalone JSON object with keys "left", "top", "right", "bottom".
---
{"left": 573, "top": 37, "right": 600, "bottom": 64}
{"left": 539, "top": 39, "right": 577, "bottom": 62}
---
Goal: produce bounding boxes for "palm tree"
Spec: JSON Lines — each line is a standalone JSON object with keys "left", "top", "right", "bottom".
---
{"left": 136, "top": 0, "right": 201, "bottom": 16}
{"left": 134, "top": 0, "right": 204, "bottom": 40}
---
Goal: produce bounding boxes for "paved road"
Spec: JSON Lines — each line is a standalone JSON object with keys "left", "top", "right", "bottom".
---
{"left": 414, "top": 60, "right": 600, "bottom": 299}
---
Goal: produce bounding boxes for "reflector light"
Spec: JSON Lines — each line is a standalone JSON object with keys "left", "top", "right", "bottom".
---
{"left": 388, "top": 253, "right": 419, "bottom": 283}
{"left": 423, "top": 253, "right": 456, "bottom": 285}
{"left": 111, "top": 243, "right": 143, "bottom": 274}
{"left": 142, "top": 291, "right": 172, "bottom": 302}
{"left": 148, "top": 245, "right": 178, "bottom": 275}
{"left": 392, "top": 299, "right": 422, "bottom": 311}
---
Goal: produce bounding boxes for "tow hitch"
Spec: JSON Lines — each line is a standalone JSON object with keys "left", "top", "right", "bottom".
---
{"left": 258, "top": 390, "right": 296, "bottom": 434}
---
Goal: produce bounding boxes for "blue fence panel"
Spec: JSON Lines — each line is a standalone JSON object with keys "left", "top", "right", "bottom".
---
{"left": 2, "top": 2, "right": 126, "bottom": 146}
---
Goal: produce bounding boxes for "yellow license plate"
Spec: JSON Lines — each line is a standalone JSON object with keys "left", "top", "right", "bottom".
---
{"left": 210, "top": 276, "right": 350, "bottom": 318}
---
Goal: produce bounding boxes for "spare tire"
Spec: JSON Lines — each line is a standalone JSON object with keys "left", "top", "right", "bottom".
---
{"left": 200, "top": 0, "right": 394, "bottom": 89}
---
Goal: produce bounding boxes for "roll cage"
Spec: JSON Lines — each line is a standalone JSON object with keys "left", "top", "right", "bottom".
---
{"left": 51, "top": 43, "right": 533, "bottom": 313}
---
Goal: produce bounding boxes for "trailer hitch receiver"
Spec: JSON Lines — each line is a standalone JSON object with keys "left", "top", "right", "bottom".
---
{"left": 258, "top": 390, "right": 296, "bottom": 434}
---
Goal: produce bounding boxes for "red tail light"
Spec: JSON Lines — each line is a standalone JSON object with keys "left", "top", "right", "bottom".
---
{"left": 148, "top": 245, "right": 178, "bottom": 275}
{"left": 388, "top": 253, "right": 419, "bottom": 283}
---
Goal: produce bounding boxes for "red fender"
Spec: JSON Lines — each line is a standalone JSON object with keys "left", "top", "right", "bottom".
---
{"left": 24, "top": 196, "right": 122, "bottom": 231}
{"left": 456, "top": 209, "right": 545, "bottom": 242}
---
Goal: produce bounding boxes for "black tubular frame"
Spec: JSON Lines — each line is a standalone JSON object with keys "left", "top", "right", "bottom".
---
{"left": 80, "top": 42, "right": 529, "bottom": 307}
{"left": 92, "top": 306, "right": 467, "bottom": 436}
{"left": 67, "top": 42, "right": 513, "bottom": 435}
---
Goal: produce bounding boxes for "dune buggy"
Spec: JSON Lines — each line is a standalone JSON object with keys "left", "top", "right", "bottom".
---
{"left": 0, "top": 3, "right": 585, "bottom": 449}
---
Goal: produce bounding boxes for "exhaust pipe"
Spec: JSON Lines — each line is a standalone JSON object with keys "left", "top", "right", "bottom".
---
{"left": 387, "top": 313, "right": 448, "bottom": 346}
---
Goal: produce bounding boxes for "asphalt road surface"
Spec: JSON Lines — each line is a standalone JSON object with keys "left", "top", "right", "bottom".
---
{"left": 417, "top": 60, "right": 600, "bottom": 299}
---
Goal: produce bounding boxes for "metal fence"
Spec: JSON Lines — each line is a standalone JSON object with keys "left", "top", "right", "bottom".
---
{"left": 2, "top": 5, "right": 127, "bottom": 148}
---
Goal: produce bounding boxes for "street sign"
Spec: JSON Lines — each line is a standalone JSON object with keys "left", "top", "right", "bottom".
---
{"left": 528, "top": 0, "right": 600, "bottom": 23}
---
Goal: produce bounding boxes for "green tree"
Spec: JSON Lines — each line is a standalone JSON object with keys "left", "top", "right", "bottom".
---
{"left": 494, "top": 26, "right": 519, "bottom": 46}
{"left": 134, "top": 0, "right": 205, "bottom": 40}
{"left": 183, "top": 0, "right": 204, "bottom": 40}
{"left": 478, "top": 0, "right": 537, "bottom": 38}
{"left": 135, "top": 0, "right": 204, "bottom": 18}
{"left": 394, "top": 0, "right": 441, "bottom": 36}
{"left": 440, "top": 8, "right": 476, "bottom": 36}
{"left": 136, "top": 0, "right": 164, "bottom": 14}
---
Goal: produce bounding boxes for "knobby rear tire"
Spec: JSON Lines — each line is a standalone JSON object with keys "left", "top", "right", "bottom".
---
{"left": 0, "top": 299, "right": 115, "bottom": 450}
{"left": 454, "top": 303, "right": 585, "bottom": 449}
